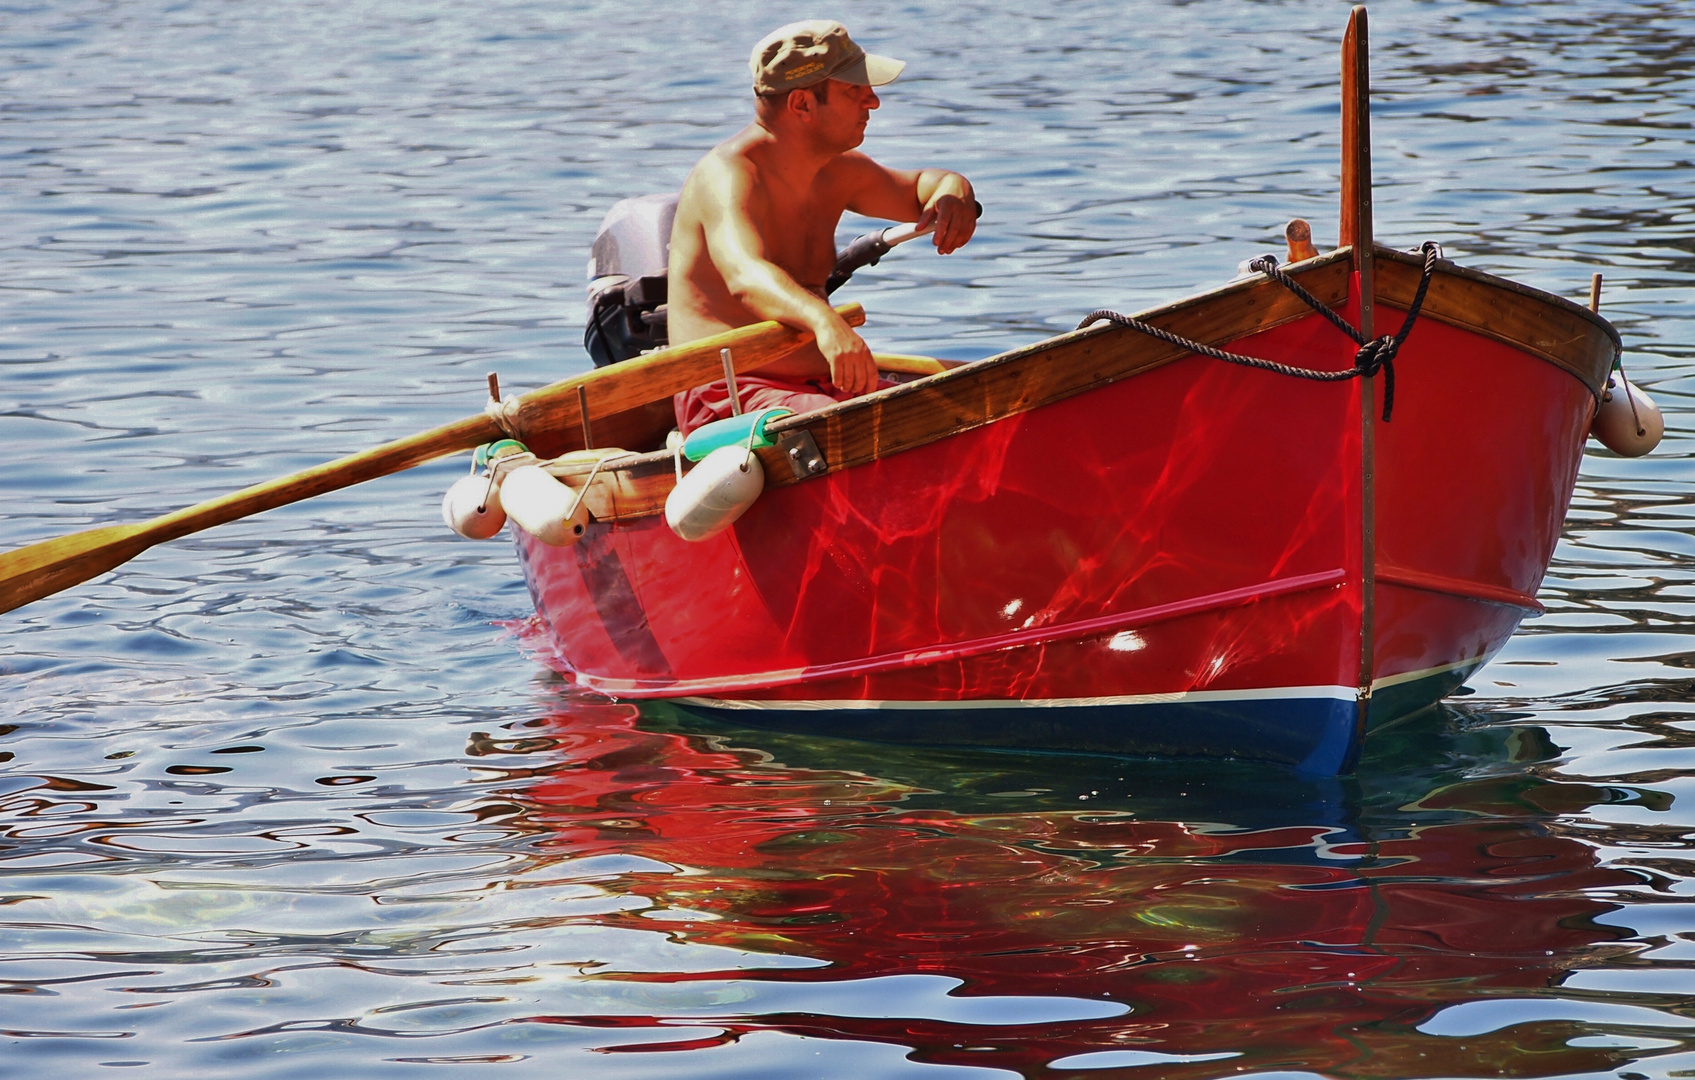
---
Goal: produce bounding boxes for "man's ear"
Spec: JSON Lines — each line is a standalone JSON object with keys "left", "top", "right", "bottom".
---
{"left": 787, "top": 87, "right": 817, "bottom": 122}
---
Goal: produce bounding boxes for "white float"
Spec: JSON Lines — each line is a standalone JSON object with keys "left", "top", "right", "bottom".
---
{"left": 441, "top": 473, "right": 507, "bottom": 539}
{"left": 665, "top": 444, "right": 765, "bottom": 542}
{"left": 501, "top": 464, "right": 590, "bottom": 547}
{"left": 1591, "top": 374, "right": 1663, "bottom": 457}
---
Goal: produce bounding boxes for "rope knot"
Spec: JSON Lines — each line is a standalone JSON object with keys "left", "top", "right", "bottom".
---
{"left": 484, "top": 393, "right": 524, "bottom": 441}
{"left": 1354, "top": 336, "right": 1397, "bottom": 420}
{"left": 1354, "top": 335, "right": 1396, "bottom": 374}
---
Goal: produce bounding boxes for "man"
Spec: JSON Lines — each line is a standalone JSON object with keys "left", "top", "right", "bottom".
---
{"left": 668, "top": 20, "right": 977, "bottom": 434}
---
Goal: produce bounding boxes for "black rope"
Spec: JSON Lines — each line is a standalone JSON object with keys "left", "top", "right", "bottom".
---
{"left": 1077, "top": 241, "right": 1443, "bottom": 421}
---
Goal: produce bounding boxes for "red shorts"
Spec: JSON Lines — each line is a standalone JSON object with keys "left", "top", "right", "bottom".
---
{"left": 673, "top": 375, "right": 893, "bottom": 438}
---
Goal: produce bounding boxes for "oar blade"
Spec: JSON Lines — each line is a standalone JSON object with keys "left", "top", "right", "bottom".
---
{"left": 0, "top": 524, "right": 153, "bottom": 615}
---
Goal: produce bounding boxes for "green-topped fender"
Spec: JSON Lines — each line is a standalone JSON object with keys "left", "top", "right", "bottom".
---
{"left": 474, "top": 439, "right": 529, "bottom": 468}
{"left": 681, "top": 408, "right": 793, "bottom": 462}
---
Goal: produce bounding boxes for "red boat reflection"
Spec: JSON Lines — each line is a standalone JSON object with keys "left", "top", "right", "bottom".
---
{"left": 476, "top": 699, "right": 1662, "bottom": 1078}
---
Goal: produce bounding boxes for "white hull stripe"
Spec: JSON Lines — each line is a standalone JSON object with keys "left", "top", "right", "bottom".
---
{"left": 675, "top": 657, "right": 1490, "bottom": 713}
{"left": 678, "top": 684, "right": 1359, "bottom": 713}
{"left": 1370, "top": 654, "right": 1490, "bottom": 691}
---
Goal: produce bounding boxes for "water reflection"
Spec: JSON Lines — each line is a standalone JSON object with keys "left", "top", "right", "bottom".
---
{"left": 475, "top": 699, "right": 1683, "bottom": 1077}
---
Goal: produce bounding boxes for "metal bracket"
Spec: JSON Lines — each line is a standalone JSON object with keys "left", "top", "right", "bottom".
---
{"left": 777, "top": 430, "right": 828, "bottom": 479}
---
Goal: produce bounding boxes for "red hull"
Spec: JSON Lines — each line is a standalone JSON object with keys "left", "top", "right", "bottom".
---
{"left": 516, "top": 253, "right": 1613, "bottom": 772}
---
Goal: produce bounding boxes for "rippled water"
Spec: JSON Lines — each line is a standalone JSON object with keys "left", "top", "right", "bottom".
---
{"left": 5, "top": 0, "right": 1695, "bottom": 1076}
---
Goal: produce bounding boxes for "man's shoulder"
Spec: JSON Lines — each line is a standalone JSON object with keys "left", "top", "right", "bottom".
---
{"left": 704, "top": 126, "right": 772, "bottom": 172}
{"left": 816, "top": 150, "right": 897, "bottom": 192}
{"left": 681, "top": 133, "right": 760, "bottom": 199}
{"left": 821, "top": 149, "right": 880, "bottom": 172}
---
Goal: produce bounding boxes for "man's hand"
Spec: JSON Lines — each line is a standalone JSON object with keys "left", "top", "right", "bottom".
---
{"left": 815, "top": 317, "right": 879, "bottom": 396}
{"left": 917, "top": 192, "right": 976, "bottom": 255}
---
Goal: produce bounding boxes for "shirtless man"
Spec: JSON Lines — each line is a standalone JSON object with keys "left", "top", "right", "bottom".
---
{"left": 668, "top": 20, "right": 977, "bottom": 434}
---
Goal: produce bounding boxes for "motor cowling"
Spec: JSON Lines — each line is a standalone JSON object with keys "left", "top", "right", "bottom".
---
{"left": 584, "top": 193, "right": 676, "bottom": 367}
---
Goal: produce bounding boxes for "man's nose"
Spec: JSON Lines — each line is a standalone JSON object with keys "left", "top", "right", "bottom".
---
{"left": 866, "top": 89, "right": 880, "bottom": 109}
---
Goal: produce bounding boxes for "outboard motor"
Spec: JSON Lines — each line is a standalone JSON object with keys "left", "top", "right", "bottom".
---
{"left": 584, "top": 193, "right": 676, "bottom": 367}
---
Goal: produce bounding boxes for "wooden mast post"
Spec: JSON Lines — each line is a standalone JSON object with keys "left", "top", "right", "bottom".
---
{"left": 1341, "top": 7, "right": 1374, "bottom": 337}
{"left": 1341, "top": 5, "right": 1376, "bottom": 732}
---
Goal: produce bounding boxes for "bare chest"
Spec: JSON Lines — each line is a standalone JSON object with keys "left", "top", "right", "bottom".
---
{"left": 745, "top": 195, "right": 842, "bottom": 288}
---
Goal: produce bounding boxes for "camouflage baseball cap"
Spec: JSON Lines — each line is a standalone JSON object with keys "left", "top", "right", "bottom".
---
{"left": 750, "top": 20, "right": 904, "bottom": 96}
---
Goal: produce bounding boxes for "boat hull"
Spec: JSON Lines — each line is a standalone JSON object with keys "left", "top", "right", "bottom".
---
{"left": 516, "top": 250, "right": 1613, "bottom": 773}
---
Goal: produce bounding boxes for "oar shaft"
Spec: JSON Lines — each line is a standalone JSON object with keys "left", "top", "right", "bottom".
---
{"left": 147, "top": 413, "right": 501, "bottom": 544}
{"left": 0, "top": 304, "right": 863, "bottom": 616}
{"left": 503, "top": 304, "right": 864, "bottom": 449}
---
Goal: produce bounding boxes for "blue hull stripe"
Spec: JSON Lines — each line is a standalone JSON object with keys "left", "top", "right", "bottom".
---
{"left": 676, "top": 694, "right": 1362, "bottom": 775}
{"left": 672, "top": 664, "right": 1482, "bottom": 775}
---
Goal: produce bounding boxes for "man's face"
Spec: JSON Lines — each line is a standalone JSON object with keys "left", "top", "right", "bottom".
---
{"left": 814, "top": 79, "right": 880, "bottom": 150}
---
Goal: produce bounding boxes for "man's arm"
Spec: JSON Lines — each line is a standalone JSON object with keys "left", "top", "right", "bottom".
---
{"left": 834, "top": 153, "right": 977, "bottom": 255}
{"left": 693, "top": 156, "right": 879, "bottom": 394}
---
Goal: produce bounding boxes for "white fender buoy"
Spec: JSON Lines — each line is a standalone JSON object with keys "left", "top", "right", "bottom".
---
{"left": 665, "top": 445, "right": 765, "bottom": 542}
{"left": 441, "top": 473, "right": 507, "bottom": 539}
{"left": 1592, "top": 375, "right": 1663, "bottom": 457}
{"left": 501, "top": 464, "right": 590, "bottom": 547}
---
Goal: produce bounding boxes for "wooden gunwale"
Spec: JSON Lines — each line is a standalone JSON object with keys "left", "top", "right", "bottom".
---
{"left": 1373, "top": 246, "right": 1616, "bottom": 396}
{"left": 546, "top": 244, "right": 1620, "bottom": 525}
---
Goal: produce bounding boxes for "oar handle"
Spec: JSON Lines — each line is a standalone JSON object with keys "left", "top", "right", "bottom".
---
{"left": 882, "top": 198, "right": 984, "bottom": 249}
{"left": 825, "top": 199, "right": 983, "bottom": 295}
{"left": 878, "top": 219, "right": 936, "bottom": 249}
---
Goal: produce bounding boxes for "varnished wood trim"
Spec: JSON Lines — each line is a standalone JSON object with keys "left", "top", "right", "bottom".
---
{"left": 1340, "top": 6, "right": 1374, "bottom": 337}
{"left": 762, "top": 254, "right": 1354, "bottom": 479}
{"left": 1373, "top": 245, "right": 1617, "bottom": 396}
{"left": 543, "top": 449, "right": 673, "bottom": 521}
{"left": 557, "top": 251, "right": 1354, "bottom": 523}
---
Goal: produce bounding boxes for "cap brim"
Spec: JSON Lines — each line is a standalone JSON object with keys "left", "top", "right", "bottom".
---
{"left": 833, "top": 52, "right": 905, "bottom": 87}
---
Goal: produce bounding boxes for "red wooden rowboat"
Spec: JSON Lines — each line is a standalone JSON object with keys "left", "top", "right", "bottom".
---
{"left": 501, "top": 9, "right": 1619, "bottom": 773}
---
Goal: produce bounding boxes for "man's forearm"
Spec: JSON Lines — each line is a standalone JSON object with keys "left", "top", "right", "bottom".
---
{"left": 719, "top": 252, "right": 873, "bottom": 392}
{"left": 724, "top": 258, "right": 847, "bottom": 339}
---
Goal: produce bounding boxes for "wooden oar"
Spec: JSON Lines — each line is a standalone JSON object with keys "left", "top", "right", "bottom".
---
{"left": 0, "top": 303, "right": 864, "bottom": 616}
{"left": 873, "top": 352, "right": 964, "bottom": 376}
